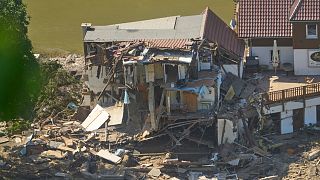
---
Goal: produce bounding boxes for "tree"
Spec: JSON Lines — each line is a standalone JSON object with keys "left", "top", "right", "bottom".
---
{"left": 0, "top": 0, "right": 40, "bottom": 120}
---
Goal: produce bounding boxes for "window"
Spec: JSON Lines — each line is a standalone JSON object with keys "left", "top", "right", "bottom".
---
{"left": 306, "top": 24, "right": 318, "bottom": 39}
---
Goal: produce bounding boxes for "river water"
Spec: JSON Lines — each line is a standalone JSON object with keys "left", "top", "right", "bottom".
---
{"left": 24, "top": 0, "right": 234, "bottom": 54}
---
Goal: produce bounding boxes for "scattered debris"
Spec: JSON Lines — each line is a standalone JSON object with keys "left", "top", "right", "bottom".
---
{"left": 96, "top": 149, "right": 122, "bottom": 164}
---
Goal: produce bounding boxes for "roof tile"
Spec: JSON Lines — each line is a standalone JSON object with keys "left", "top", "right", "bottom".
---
{"left": 238, "top": 0, "right": 292, "bottom": 38}
{"left": 290, "top": 0, "right": 320, "bottom": 21}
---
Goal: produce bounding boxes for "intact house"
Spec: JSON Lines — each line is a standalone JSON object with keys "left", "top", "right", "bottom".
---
{"left": 236, "top": 0, "right": 320, "bottom": 75}
{"left": 80, "top": 8, "right": 246, "bottom": 146}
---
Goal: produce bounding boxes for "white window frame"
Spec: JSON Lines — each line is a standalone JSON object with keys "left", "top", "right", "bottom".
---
{"left": 306, "top": 24, "right": 318, "bottom": 39}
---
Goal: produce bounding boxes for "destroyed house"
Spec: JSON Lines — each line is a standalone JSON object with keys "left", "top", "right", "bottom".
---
{"left": 80, "top": 8, "right": 245, "bottom": 136}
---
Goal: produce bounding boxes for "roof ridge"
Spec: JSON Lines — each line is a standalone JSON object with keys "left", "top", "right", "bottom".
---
{"left": 289, "top": 0, "right": 303, "bottom": 21}
{"left": 199, "top": 7, "right": 210, "bottom": 39}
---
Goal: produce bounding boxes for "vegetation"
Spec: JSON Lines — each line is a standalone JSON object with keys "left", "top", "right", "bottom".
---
{"left": 0, "top": 0, "right": 40, "bottom": 120}
{"left": 34, "top": 61, "right": 81, "bottom": 122}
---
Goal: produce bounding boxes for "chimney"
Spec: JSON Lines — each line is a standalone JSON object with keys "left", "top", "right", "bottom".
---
{"left": 81, "top": 23, "right": 92, "bottom": 39}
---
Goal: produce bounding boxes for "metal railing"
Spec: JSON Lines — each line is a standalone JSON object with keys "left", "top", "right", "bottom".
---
{"left": 263, "top": 82, "right": 320, "bottom": 104}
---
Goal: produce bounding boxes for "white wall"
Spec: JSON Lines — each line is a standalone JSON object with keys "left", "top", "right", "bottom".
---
{"left": 217, "top": 119, "right": 237, "bottom": 145}
{"left": 280, "top": 110, "right": 293, "bottom": 134}
{"left": 294, "top": 49, "right": 320, "bottom": 75}
{"left": 304, "top": 106, "right": 317, "bottom": 125}
{"left": 251, "top": 46, "right": 294, "bottom": 69}
{"left": 197, "top": 86, "right": 215, "bottom": 110}
{"left": 87, "top": 66, "right": 112, "bottom": 94}
{"left": 223, "top": 64, "right": 239, "bottom": 77}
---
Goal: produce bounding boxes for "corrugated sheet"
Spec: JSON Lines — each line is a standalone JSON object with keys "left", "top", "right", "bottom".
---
{"left": 290, "top": 0, "right": 320, "bottom": 21}
{"left": 116, "top": 16, "right": 178, "bottom": 30}
{"left": 237, "top": 0, "right": 292, "bottom": 38}
{"left": 84, "top": 15, "right": 203, "bottom": 43}
{"left": 201, "top": 8, "right": 245, "bottom": 58}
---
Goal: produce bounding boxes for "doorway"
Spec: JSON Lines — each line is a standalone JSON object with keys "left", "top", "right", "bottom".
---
{"left": 293, "top": 108, "right": 304, "bottom": 131}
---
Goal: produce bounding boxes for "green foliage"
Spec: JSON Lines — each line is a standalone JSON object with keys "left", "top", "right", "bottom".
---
{"left": 34, "top": 61, "right": 81, "bottom": 120}
{"left": 0, "top": 0, "right": 40, "bottom": 120}
{"left": 5, "top": 119, "right": 31, "bottom": 135}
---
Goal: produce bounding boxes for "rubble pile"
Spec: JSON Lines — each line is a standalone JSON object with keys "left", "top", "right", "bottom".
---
{"left": 48, "top": 54, "right": 85, "bottom": 78}
{"left": 1, "top": 113, "right": 319, "bottom": 179}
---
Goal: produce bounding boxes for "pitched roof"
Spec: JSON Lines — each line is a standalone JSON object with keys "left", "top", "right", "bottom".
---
{"left": 290, "top": 0, "right": 320, "bottom": 21}
{"left": 237, "top": 0, "right": 293, "bottom": 38}
{"left": 83, "top": 8, "right": 245, "bottom": 57}
{"left": 202, "top": 8, "right": 244, "bottom": 57}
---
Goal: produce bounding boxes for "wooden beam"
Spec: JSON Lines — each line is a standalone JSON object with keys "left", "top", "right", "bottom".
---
{"left": 165, "top": 129, "right": 182, "bottom": 146}
{"left": 148, "top": 82, "right": 157, "bottom": 130}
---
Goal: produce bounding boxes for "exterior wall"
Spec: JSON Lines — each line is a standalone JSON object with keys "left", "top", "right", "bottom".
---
{"left": 294, "top": 49, "right": 320, "bottom": 75}
{"left": 223, "top": 64, "right": 242, "bottom": 78}
{"left": 292, "top": 22, "right": 320, "bottom": 49}
{"left": 197, "top": 86, "right": 215, "bottom": 110}
{"left": 217, "top": 119, "right": 237, "bottom": 145}
{"left": 280, "top": 110, "right": 293, "bottom": 134}
{"left": 251, "top": 46, "right": 294, "bottom": 69}
{"left": 251, "top": 38, "right": 292, "bottom": 47}
{"left": 264, "top": 96, "right": 320, "bottom": 134}
{"left": 304, "top": 106, "right": 317, "bottom": 125}
{"left": 86, "top": 66, "right": 118, "bottom": 94}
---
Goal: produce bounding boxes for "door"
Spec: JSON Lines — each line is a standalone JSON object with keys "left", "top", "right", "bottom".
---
{"left": 183, "top": 92, "right": 198, "bottom": 112}
{"left": 293, "top": 108, "right": 304, "bottom": 131}
{"left": 316, "top": 105, "right": 320, "bottom": 125}
{"left": 281, "top": 117, "right": 293, "bottom": 134}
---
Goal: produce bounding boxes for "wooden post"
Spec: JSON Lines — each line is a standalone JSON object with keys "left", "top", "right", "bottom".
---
{"left": 148, "top": 82, "right": 157, "bottom": 130}
{"left": 156, "top": 89, "right": 166, "bottom": 128}
{"left": 167, "top": 91, "right": 171, "bottom": 116}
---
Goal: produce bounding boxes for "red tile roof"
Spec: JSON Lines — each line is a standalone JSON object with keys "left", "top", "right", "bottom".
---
{"left": 290, "top": 0, "right": 320, "bottom": 21}
{"left": 237, "top": 0, "right": 293, "bottom": 38}
{"left": 119, "top": 39, "right": 190, "bottom": 49}
{"left": 202, "top": 8, "right": 245, "bottom": 57}
{"left": 142, "top": 39, "right": 190, "bottom": 49}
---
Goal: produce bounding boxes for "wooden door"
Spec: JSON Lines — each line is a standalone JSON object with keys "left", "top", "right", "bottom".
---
{"left": 183, "top": 92, "right": 198, "bottom": 112}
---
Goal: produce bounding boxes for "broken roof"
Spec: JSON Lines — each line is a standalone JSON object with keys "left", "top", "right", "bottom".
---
{"left": 83, "top": 8, "right": 244, "bottom": 58}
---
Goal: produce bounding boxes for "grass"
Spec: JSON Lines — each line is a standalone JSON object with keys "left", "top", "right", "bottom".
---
{"left": 24, "top": 0, "right": 235, "bottom": 54}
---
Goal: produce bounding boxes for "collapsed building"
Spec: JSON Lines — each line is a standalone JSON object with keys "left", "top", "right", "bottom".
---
{"left": 80, "top": 8, "right": 247, "bottom": 147}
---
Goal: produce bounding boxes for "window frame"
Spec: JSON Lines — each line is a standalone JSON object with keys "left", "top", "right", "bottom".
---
{"left": 306, "top": 24, "right": 318, "bottom": 39}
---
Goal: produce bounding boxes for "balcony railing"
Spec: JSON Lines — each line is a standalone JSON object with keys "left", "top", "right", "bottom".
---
{"left": 263, "top": 82, "right": 320, "bottom": 104}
